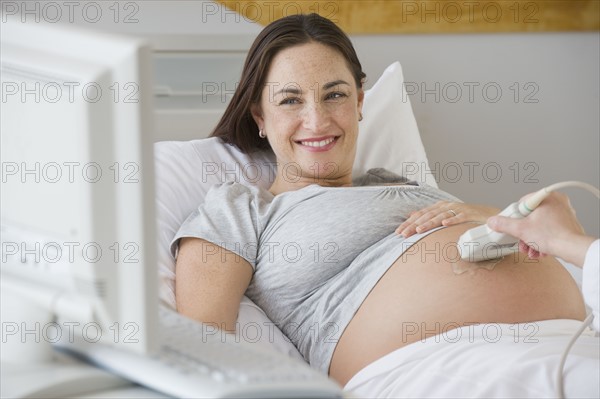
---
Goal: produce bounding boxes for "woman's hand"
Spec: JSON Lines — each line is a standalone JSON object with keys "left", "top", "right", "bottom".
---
{"left": 395, "top": 201, "right": 501, "bottom": 238}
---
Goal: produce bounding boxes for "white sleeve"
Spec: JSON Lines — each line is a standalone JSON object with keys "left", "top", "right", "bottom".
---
{"left": 582, "top": 239, "right": 600, "bottom": 332}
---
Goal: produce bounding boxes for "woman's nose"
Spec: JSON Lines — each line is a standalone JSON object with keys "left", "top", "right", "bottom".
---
{"left": 301, "top": 103, "right": 331, "bottom": 133}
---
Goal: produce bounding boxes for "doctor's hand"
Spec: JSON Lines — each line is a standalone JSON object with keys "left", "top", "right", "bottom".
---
{"left": 487, "top": 192, "right": 596, "bottom": 267}
{"left": 395, "top": 201, "right": 500, "bottom": 238}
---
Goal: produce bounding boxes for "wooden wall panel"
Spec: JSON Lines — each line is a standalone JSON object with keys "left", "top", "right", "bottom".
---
{"left": 216, "top": 1, "right": 599, "bottom": 33}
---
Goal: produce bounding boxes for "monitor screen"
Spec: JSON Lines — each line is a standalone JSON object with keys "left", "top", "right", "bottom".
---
{"left": 1, "top": 17, "right": 158, "bottom": 357}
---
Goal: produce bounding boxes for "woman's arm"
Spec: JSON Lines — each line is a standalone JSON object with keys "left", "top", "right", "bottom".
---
{"left": 175, "top": 237, "right": 253, "bottom": 332}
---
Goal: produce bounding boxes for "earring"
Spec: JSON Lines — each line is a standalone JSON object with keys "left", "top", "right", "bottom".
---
{"left": 259, "top": 129, "right": 266, "bottom": 138}
{"left": 359, "top": 113, "right": 363, "bottom": 122}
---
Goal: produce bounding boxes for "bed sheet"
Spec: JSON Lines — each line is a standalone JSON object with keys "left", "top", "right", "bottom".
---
{"left": 344, "top": 319, "right": 599, "bottom": 398}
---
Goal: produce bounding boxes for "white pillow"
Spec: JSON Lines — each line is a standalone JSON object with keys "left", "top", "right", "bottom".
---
{"left": 355, "top": 62, "right": 437, "bottom": 187}
{"left": 154, "top": 61, "right": 435, "bottom": 359}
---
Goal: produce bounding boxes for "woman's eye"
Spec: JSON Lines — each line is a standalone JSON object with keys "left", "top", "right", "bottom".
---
{"left": 279, "top": 97, "right": 300, "bottom": 105}
{"left": 326, "top": 92, "right": 347, "bottom": 100}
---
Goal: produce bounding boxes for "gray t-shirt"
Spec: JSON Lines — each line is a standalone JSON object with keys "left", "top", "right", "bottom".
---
{"left": 171, "top": 169, "right": 460, "bottom": 374}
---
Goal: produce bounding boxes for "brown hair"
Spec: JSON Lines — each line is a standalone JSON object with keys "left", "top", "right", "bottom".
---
{"left": 210, "top": 13, "right": 366, "bottom": 154}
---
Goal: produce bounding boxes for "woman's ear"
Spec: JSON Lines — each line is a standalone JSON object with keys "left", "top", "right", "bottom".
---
{"left": 357, "top": 88, "right": 365, "bottom": 115}
{"left": 250, "top": 103, "right": 264, "bottom": 129}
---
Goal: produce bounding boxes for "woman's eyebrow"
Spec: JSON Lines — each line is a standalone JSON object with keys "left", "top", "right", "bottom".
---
{"left": 274, "top": 86, "right": 302, "bottom": 96}
{"left": 273, "top": 80, "right": 350, "bottom": 96}
{"left": 323, "top": 80, "right": 350, "bottom": 90}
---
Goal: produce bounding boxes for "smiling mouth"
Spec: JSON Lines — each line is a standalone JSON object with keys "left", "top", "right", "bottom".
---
{"left": 295, "top": 136, "right": 339, "bottom": 148}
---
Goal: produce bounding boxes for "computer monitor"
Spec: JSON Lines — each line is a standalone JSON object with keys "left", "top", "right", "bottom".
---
{"left": 1, "top": 17, "right": 158, "bottom": 359}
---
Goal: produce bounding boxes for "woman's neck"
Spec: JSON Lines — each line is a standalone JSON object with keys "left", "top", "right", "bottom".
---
{"left": 268, "top": 171, "right": 353, "bottom": 196}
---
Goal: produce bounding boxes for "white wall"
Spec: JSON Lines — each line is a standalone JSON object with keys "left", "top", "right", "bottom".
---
{"left": 21, "top": 0, "right": 597, "bottom": 235}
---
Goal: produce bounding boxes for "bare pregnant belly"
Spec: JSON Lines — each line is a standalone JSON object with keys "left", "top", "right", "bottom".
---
{"left": 328, "top": 223, "right": 586, "bottom": 386}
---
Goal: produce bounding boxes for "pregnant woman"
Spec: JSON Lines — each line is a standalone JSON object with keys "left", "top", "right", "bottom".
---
{"left": 172, "top": 13, "right": 587, "bottom": 396}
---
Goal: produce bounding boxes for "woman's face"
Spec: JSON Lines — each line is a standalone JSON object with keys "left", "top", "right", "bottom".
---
{"left": 251, "top": 42, "right": 364, "bottom": 184}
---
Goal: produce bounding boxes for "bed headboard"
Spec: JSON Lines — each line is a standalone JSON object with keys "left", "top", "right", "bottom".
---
{"left": 149, "top": 34, "right": 255, "bottom": 141}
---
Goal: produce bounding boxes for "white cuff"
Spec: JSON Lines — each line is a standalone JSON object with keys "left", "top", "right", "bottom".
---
{"left": 582, "top": 239, "right": 600, "bottom": 332}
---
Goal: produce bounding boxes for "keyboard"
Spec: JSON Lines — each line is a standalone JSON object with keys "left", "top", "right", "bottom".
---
{"left": 60, "top": 306, "right": 344, "bottom": 398}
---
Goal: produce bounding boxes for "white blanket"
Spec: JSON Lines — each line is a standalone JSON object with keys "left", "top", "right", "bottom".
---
{"left": 344, "top": 319, "right": 599, "bottom": 398}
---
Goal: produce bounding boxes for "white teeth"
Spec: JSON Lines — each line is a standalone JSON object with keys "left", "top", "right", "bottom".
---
{"left": 300, "top": 137, "right": 335, "bottom": 147}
